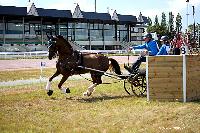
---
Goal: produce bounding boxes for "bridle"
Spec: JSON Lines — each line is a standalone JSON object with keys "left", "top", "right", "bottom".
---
{"left": 48, "top": 38, "right": 56, "bottom": 49}
{"left": 48, "top": 37, "right": 58, "bottom": 58}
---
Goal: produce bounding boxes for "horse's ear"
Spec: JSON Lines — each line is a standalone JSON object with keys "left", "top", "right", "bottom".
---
{"left": 56, "top": 35, "right": 63, "bottom": 39}
{"left": 47, "top": 34, "right": 51, "bottom": 40}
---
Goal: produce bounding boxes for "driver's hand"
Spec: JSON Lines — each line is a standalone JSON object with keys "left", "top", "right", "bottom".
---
{"left": 141, "top": 50, "right": 148, "bottom": 56}
{"left": 128, "top": 47, "right": 132, "bottom": 52}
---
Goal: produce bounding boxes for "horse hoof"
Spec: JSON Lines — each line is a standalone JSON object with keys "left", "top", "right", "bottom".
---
{"left": 83, "top": 92, "right": 87, "bottom": 96}
{"left": 47, "top": 90, "right": 53, "bottom": 96}
{"left": 66, "top": 88, "right": 70, "bottom": 93}
{"left": 83, "top": 91, "right": 92, "bottom": 97}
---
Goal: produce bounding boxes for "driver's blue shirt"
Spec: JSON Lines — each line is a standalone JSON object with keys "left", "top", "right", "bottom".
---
{"left": 131, "top": 40, "right": 159, "bottom": 56}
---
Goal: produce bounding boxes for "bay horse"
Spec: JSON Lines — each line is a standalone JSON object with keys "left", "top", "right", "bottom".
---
{"left": 45, "top": 35, "right": 123, "bottom": 96}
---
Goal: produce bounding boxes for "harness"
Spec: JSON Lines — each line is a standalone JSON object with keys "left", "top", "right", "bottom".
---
{"left": 58, "top": 50, "right": 83, "bottom": 72}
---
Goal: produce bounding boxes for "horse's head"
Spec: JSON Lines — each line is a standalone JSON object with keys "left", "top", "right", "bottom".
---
{"left": 47, "top": 35, "right": 73, "bottom": 60}
{"left": 47, "top": 35, "right": 57, "bottom": 60}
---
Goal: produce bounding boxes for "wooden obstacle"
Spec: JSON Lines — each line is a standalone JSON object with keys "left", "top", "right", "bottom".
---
{"left": 146, "top": 55, "right": 200, "bottom": 102}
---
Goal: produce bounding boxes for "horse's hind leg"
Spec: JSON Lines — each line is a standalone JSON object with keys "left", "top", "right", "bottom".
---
{"left": 83, "top": 83, "right": 98, "bottom": 96}
{"left": 83, "top": 73, "right": 101, "bottom": 96}
{"left": 45, "top": 70, "right": 60, "bottom": 96}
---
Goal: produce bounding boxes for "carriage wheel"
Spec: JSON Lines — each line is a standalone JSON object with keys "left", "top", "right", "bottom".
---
{"left": 131, "top": 75, "right": 146, "bottom": 97}
{"left": 124, "top": 74, "right": 146, "bottom": 97}
{"left": 124, "top": 79, "right": 132, "bottom": 95}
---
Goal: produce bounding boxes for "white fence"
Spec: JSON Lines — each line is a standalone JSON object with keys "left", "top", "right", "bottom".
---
{"left": 80, "top": 50, "right": 127, "bottom": 54}
{"left": 0, "top": 49, "right": 144, "bottom": 59}
{"left": 0, "top": 51, "right": 49, "bottom": 59}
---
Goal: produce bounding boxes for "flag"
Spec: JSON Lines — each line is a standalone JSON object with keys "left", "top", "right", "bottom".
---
{"left": 41, "top": 62, "right": 46, "bottom": 67}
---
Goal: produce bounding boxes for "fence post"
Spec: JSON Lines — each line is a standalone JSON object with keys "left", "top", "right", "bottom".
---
{"left": 146, "top": 56, "right": 149, "bottom": 101}
{"left": 183, "top": 55, "right": 187, "bottom": 102}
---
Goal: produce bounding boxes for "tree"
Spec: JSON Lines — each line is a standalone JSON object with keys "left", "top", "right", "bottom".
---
{"left": 168, "top": 12, "right": 175, "bottom": 39}
{"left": 188, "top": 24, "right": 193, "bottom": 32}
{"left": 159, "top": 12, "right": 169, "bottom": 36}
{"left": 147, "top": 17, "right": 152, "bottom": 26}
{"left": 147, "top": 14, "right": 167, "bottom": 36}
{"left": 154, "top": 15, "right": 159, "bottom": 26}
{"left": 168, "top": 12, "right": 174, "bottom": 33}
{"left": 175, "top": 13, "right": 182, "bottom": 33}
{"left": 188, "top": 24, "right": 199, "bottom": 41}
{"left": 161, "top": 12, "right": 167, "bottom": 30}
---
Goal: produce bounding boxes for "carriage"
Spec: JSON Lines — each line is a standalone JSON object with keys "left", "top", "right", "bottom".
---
{"left": 123, "top": 66, "right": 146, "bottom": 97}
{"left": 78, "top": 63, "right": 147, "bottom": 97}
{"left": 46, "top": 35, "right": 147, "bottom": 97}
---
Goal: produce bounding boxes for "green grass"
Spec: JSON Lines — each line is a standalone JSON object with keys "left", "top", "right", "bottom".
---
{"left": 0, "top": 77, "right": 200, "bottom": 133}
{"left": 0, "top": 68, "right": 56, "bottom": 82}
{"left": 0, "top": 63, "right": 146, "bottom": 82}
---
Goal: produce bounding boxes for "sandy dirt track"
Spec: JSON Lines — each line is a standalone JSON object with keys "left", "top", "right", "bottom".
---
{"left": 0, "top": 56, "right": 139, "bottom": 71}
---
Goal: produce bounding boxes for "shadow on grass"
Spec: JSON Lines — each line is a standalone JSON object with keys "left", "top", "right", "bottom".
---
{"left": 192, "top": 100, "right": 200, "bottom": 104}
{"left": 66, "top": 94, "right": 135, "bottom": 103}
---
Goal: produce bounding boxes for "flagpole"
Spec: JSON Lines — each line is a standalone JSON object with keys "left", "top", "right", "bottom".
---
{"left": 192, "top": 6, "right": 195, "bottom": 39}
{"left": 186, "top": 0, "right": 189, "bottom": 32}
{"left": 95, "top": 0, "right": 96, "bottom": 12}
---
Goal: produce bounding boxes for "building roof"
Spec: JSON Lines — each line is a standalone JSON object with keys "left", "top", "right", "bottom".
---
{"left": 0, "top": 5, "right": 147, "bottom": 25}
{"left": 118, "top": 14, "right": 137, "bottom": 23}
{"left": 36, "top": 8, "right": 72, "bottom": 18}
{"left": 81, "top": 12, "right": 111, "bottom": 21}
{"left": 0, "top": 6, "right": 27, "bottom": 16}
{"left": 142, "top": 16, "right": 148, "bottom": 24}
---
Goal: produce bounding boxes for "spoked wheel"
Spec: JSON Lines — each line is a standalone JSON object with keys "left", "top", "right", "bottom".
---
{"left": 124, "top": 74, "right": 146, "bottom": 97}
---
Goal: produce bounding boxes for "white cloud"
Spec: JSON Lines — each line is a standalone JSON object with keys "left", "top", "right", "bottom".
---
{"left": 0, "top": 0, "right": 19, "bottom": 6}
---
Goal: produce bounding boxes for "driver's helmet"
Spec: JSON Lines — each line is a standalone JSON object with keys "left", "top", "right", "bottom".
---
{"left": 160, "top": 36, "right": 169, "bottom": 41}
{"left": 143, "top": 33, "right": 152, "bottom": 39}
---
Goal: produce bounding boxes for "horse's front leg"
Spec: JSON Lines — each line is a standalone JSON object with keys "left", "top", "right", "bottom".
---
{"left": 45, "top": 70, "right": 60, "bottom": 96}
{"left": 58, "top": 74, "right": 71, "bottom": 94}
{"left": 49, "top": 70, "right": 60, "bottom": 82}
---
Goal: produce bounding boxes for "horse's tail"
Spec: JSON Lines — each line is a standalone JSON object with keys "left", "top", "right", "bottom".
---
{"left": 108, "top": 58, "right": 122, "bottom": 75}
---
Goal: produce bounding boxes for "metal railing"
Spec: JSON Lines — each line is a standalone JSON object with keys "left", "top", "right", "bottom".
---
{"left": 0, "top": 50, "right": 131, "bottom": 59}
{"left": 0, "top": 51, "right": 48, "bottom": 59}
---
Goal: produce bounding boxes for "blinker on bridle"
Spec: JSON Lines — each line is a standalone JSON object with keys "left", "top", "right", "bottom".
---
{"left": 48, "top": 39, "right": 56, "bottom": 49}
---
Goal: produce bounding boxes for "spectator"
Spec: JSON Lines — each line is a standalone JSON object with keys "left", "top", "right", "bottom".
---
{"left": 171, "top": 33, "right": 183, "bottom": 55}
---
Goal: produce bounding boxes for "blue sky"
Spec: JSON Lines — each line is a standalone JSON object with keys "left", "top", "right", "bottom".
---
{"left": 0, "top": 0, "right": 199, "bottom": 31}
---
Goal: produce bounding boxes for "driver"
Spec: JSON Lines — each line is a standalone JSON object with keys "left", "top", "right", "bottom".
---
{"left": 124, "top": 33, "right": 159, "bottom": 73}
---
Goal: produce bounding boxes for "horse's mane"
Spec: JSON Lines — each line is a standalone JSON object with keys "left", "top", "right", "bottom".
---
{"left": 56, "top": 35, "right": 72, "bottom": 49}
{"left": 56, "top": 35, "right": 64, "bottom": 39}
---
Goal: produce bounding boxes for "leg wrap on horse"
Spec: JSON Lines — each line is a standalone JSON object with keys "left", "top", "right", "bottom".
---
{"left": 83, "top": 83, "right": 97, "bottom": 96}
{"left": 88, "top": 83, "right": 97, "bottom": 92}
{"left": 45, "top": 81, "right": 54, "bottom": 96}
{"left": 61, "top": 87, "right": 70, "bottom": 94}
{"left": 45, "top": 81, "right": 51, "bottom": 91}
